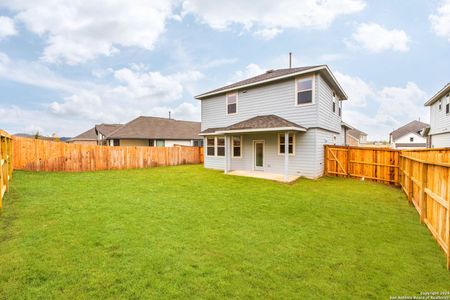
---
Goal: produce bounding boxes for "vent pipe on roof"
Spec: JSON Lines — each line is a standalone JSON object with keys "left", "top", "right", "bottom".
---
{"left": 168, "top": 111, "right": 171, "bottom": 120}
{"left": 289, "top": 52, "right": 292, "bottom": 69}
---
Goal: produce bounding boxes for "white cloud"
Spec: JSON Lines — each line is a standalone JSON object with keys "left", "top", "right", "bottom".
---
{"left": 253, "top": 28, "right": 282, "bottom": 40}
{"left": 182, "top": 0, "right": 365, "bottom": 36}
{"left": 0, "top": 16, "right": 17, "bottom": 39}
{"left": 430, "top": 0, "right": 450, "bottom": 41}
{"left": 335, "top": 71, "right": 375, "bottom": 107}
{"left": 1, "top": 0, "right": 176, "bottom": 64}
{"left": 0, "top": 52, "right": 203, "bottom": 135}
{"left": 233, "top": 63, "right": 266, "bottom": 82}
{"left": 340, "top": 72, "right": 428, "bottom": 140}
{"left": 347, "top": 22, "right": 410, "bottom": 53}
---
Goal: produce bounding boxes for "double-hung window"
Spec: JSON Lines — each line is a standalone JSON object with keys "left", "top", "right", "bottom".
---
{"left": 217, "top": 137, "right": 225, "bottom": 156}
{"left": 446, "top": 94, "right": 450, "bottom": 114}
{"left": 232, "top": 136, "right": 242, "bottom": 158}
{"left": 338, "top": 101, "right": 342, "bottom": 116}
{"left": 278, "top": 133, "right": 295, "bottom": 155}
{"left": 439, "top": 100, "right": 442, "bottom": 111}
{"left": 206, "top": 137, "right": 215, "bottom": 156}
{"left": 296, "top": 77, "right": 313, "bottom": 105}
{"left": 227, "top": 93, "right": 238, "bottom": 114}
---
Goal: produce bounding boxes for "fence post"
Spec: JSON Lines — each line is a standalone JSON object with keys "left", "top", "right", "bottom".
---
{"left": 419, "top": 162, "right": 428, "bottom": 224}
{"left": 407, "top": 158, "right": 413, "bottom": 204}
{"left": 346, "top": 146, "right": 350, "bottom": 177}
{"left": 447, "top": 195, "right": 450, "bottom": 270}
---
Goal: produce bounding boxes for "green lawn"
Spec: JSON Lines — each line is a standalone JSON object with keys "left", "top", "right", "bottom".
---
{"left": 0, "top": 165, "right": 449, "bottom": 299}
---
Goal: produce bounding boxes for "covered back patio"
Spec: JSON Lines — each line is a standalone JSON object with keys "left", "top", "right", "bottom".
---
{"left": 200, "top": 115, "right": 307, "bottom": 183}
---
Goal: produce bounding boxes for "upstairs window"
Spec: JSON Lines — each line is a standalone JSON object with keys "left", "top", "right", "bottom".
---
{"left": 439, "top": 100, "right": 442, "bottom": 111}
{"left": 296, "top": 77, "right": 313, "bottom": 105}
{"left": 217, "top": 137, "right": 225, "bottom": 156}
{"left": 278, "top": 133, "right": 295, "bottom": 155}
{"left": 410, "top": 137, "right": 414, "bottom": 142}
{"left": 332, "top": 92, "right": 336, "bottom": 113}
{"left": 206, "top": 137, "right": 215, "bottom": 156}
{"left": 339, "top": 101, "right": 342, "bottom": 116}
{"left": 447, "top": 94, "right": 450, "bottom": 114}
{"left": 227, "top": 93, "right": 238, "bottom": 114}
{"left": 232, "top": 136, "right": 242, "bottom": 158}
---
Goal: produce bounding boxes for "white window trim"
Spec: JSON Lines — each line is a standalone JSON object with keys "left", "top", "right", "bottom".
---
{"left": 206, "top": 136, "right": 216, "bottom": 157}
{"left": 446, "top": 94, "right": 450, "bottom": 115}
{"left": 231, "top": 135, "right": 243, "bottom": 158}
{"left": 226, "top": 92, "right": 238, "bottom": 115}
{"left": 277, "top": 133, "right": 296, "bottom": 156}
{"left": 294, "top": 75, "right": 315, "bottom": 107}
{"left": 216, "top": 136, "right": 225, "bottom": 157}
{"left": 332, "top": 91, "right": 336, "bottom": 113}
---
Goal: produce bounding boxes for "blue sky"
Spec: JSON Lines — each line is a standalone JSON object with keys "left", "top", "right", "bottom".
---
{"left": 0, "top": 0, "right": 449, "bottom": 140}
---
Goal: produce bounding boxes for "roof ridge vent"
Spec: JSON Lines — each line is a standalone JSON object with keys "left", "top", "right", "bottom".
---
{"left": 266, "top": 69, "right": 274, "bottom": 74}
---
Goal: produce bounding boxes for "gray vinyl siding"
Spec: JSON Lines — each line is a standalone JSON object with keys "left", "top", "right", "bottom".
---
{"left": 203, "top": 129, "right": 341, "bottom": 178}
{"left": 201, "top": 71, "right": 344, "bottom": 178}
{"left": 201, "top": 74, "right": 319, "bottom": 131}
{"left": 430, "top": 132, "right": 450, "bottom": 148}
{"left": 429, "top": 97, "right": 450, "bottom": 135}
{"left": 201, "top": 73, "right": 341, "bottom": 132}
{"left": 317, "top": 75, "right": 342, "bottom": 133}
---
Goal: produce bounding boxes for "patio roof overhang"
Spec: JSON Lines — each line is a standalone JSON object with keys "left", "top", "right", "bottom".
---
{"left": 199, "top": 114, "right": 307, "bottom": 136}
{"left": 199, "top": 126, "right": 307, "bottom": 136}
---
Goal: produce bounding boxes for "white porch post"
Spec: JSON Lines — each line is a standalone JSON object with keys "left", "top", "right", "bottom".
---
{"left": 284, "top": 132, "right": 289, "bottom": 182}
{"left": 224, "top": 135, "right": 230, "bottom": 174}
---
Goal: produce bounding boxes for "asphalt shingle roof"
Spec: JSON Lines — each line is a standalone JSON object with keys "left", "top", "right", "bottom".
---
{"left": 108, "top": 116, "right": 201, "bottom": 140}
{"left": 200, "top": 115, "right": 305, "bottom": 134}
{"left": 390, "top": 120, "right": 429, "bottom": 141}
{"left": 196, "top": 66, "right": 323, "bottom": 98}
{"left": 68, "top": 127, "right": 97, "bottom": 141}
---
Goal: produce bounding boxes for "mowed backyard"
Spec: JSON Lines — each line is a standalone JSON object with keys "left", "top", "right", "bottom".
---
{"left": 0, "top": 165, "right": 449, "bottom": 299}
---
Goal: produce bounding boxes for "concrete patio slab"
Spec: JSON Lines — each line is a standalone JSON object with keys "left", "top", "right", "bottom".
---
{"left": 227, "top": 170, "right": 300, "bottom": 183}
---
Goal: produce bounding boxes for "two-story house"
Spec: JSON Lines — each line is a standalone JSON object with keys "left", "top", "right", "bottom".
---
{"left": 196, "top": 65, "right": 348, "bottom": 182}
{"left": 389, "top": 120, "right": 429, "bottom": 149}
{"left": 424, "top": 82, "right": 450, "bottom": 148}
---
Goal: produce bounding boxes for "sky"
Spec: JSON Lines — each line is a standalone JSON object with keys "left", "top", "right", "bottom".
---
{"left": 0, "top": 0, "right": 449, "bottom": 140}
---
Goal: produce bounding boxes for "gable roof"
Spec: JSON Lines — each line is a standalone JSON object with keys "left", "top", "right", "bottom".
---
{"left": 195, "top": 65, "right": 347, "bottom": 100}
{"left": 107, "top": 116, "right": 201, "bottom": 140}
{"left": 347, "top": 128, "right": 367, "bottom": 140}
{"left": 95, "top": 124, "right": 123, "bottom": 136}
{"left": 390, "top": 120, "right": 429, "bottom": 141}
{"left": 68, "top": 127, "right": 97, "bottom": 141}
{"left": 200, "top": 115, "right": 306, "bottom": 135}
{"left": 424, "top": 82, "right": 450, "bottom": 106}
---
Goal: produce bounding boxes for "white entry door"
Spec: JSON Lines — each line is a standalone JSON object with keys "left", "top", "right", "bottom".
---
{"left": 253, "top": 141, "right": 264, "bottom": 171}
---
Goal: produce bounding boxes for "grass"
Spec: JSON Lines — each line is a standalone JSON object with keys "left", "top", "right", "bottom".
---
{"left": 0, "top": 165, "right": 449, "bottom": 299}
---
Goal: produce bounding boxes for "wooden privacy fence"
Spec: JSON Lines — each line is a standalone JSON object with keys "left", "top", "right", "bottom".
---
{"left": 0, "top": 130, "right": 13, "bottom": 208}
{"left": 13, "top": 137, "right": 203, "bottom": 172}
{"left": 325, "top": 145, "right": 450, "bottom": 269}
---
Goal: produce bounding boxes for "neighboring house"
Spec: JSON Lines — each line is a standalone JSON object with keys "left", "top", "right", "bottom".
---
{"left": 67, "top": 128, "right": 98, "bottom": 145}
{"left": 95, "top": 124, "right": 123, "bottom": 145}
{"left": 346, "top": 128, "right": 368, "bottom": 146}
{"left": 389, "top": 120, "right": 429, "bottom": 149}
{"left": 68, "top": 124, "right": 123, "bottom": 145}
{"left": 196, "top": 65, "right": 348, "bottom": 180}
{"left": 424, "top": 82, "right": 450, "bottom": 148}
{"left": 106, "top": 116, "right": 202, "bottom": 147}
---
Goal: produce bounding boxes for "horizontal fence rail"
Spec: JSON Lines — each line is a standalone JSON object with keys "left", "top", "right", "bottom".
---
{"left": 13, "top": 137, "right": 203, "bottom": 172}
{"left": 325, "top": 145, "right": 450, "bottom": 269}
{"left": 0, "top": 130, "right": 13, "bottom": 209}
